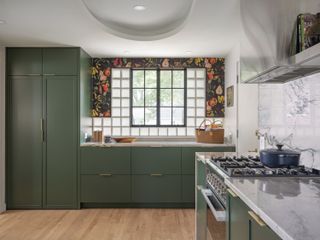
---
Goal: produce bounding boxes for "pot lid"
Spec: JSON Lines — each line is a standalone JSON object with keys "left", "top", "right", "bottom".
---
{"left": 260, "top": 144, "right": 300, "bottom": 155}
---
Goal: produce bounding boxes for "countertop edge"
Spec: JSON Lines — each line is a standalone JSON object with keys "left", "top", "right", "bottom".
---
{"left": 225, "top": 179, "right": 293, "bottom": 240}
{"left": 80, "top": 142, "right": 236, "bottom": 148}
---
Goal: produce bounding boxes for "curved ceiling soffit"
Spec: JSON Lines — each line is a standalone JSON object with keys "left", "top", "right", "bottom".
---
{"left": 81, "top": 0, "right": 196, "bottom": 41}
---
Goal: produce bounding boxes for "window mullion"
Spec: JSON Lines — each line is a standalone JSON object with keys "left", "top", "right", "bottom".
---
{"left": 157, "top": 69, "right": 160, "bottom": 126}
{"left": 143, "top": 70, "right": 146, "bottom": 126}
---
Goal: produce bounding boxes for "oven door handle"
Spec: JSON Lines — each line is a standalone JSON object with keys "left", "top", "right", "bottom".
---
{"left": 201, "top": 189, "right": 226, "bottom": 222}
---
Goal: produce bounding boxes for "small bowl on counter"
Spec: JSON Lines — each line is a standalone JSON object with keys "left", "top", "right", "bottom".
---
{"left": 112, "top": 137, "right": 137, "bottom": 143}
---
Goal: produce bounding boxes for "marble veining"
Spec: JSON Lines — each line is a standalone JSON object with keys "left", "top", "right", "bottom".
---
{"left": 259, "top": 73, "right": 320, "bottom": 170}
{"left": 226, "top": 177, "right": 320, "bottom": 240}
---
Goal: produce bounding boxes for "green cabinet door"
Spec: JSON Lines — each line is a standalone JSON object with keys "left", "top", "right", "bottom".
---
{"left": 43, "top": 48, "right": 78, "bottom": 76}
{"left": 196, "top": 187, "right": 207, "bottom": 240}
{"left": 132, "top": 175, "right": 181, "bottom": 203}
{"left": 6, "top": 48, "right": 42, "bottom": 76}
{"left": 81, "top": 175, "right": 131, "bottom": 203}
{"left": 132, "top": 147, "right": 181, "bottom": 174}
{"left": 80, "top": 147, "right": 131, "bottom": 174}
{"left": 7, "top": 76, "right": 43, "bottom": 209}
{"left": 249, "top": 211, "right": 281, "bottom": 240}
{"left": 182, "top": 175, "right": 195, "bottom": 203}
{"left": 227, "top": 189, "right": 250, "bottom": 240}
{"left": 45, "top": 76, "right": 78, "bottom": 208}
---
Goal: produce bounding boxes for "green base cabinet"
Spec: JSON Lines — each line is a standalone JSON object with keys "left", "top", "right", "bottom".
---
{"left": 81, "top": 175, "right": 131, "bottom": 203}
{"left": 132, "top": 175, "right": 181, "bottom": 203}
{"left": 249, "top": 211, "right": 281, "bottom": 240}
{"left": 80, "top": 147, "right": 131, "bottom": 174}
{"left": 227, "top": 189, "right": 281, "bottom": 240}
{"left": 79, "top": 146, "right": 235, "bottom": 207}
{"left": 132, "top": 147, "right": 181, "bottom": 174}
{"left": 227, "top": 189, "right": 250, "bottom": 240}
{"left": 182, "top": 175, "right": 195, "bottom": 203}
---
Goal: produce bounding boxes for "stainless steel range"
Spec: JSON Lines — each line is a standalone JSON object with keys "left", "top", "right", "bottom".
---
{"left": 206, "top": 154, "right": 320, "bottom": 208}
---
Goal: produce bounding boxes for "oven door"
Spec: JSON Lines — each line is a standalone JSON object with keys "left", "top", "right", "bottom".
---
{"left": 201, "top": 189, "right": 226, "bottom": 240}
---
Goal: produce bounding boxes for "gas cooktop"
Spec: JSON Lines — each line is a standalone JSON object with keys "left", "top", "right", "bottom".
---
{"left": 210, "top": 155, "right": 320, "bottom": 177}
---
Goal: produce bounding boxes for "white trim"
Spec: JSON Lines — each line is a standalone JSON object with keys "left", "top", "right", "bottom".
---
{"left": 0, "top": 46, "right": 5, "bottom": 213}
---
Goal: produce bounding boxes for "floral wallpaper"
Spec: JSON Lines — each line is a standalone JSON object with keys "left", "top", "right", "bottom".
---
{"left": 91, "top": 58, "right": 225, "bottom": 117}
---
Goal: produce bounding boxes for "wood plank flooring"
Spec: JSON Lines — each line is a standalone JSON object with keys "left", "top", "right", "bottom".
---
{"left": 0, "top": 209, "right": 195, "bottom": 240}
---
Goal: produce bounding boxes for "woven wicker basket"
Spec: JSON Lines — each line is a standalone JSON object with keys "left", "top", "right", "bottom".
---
{"left": 195, "top": 120, "right": 224, "bottom": 144}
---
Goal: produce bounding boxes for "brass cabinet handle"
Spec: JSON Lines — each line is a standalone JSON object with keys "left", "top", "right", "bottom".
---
{"left": 150, "top": 173, "right": 163, "bottom": 177}
{"left": 99, "top": 173, "right": 113, "bottom": 177}
{"left": 248, "top": 211, "right": 266, "bottom": 227}
{"left": 227, "top": 189, "right": 238, "bottom": 198}
{"left": 27, "top": 74, "right": 41, "bottom": 76}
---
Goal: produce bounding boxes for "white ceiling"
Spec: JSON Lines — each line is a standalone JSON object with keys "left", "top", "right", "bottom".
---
{"left": 0, "top": 0, "right": 241, "bottom": 57}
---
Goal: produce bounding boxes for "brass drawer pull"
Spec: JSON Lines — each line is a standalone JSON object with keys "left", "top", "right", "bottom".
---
{"left": 227, "top": 189, "right": 238, "bottom": 198}
{"left": 150, "top": 174, "right": 163, "bottom": 177}
{"left": 99, "top": 173, "right": 113, "bottom": 177}
{"left": 248, "top": 211, "right": 266, "bottom": 227}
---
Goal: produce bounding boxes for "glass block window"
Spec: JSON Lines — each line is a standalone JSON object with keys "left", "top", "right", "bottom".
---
{"left": 131, "top": 69, "right": 186, "bottom": 127}
{"left": 88, "top": 68, "right": 221, "bottom": 137}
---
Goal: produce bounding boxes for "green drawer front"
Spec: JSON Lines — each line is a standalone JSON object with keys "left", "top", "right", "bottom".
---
{"left": 43, "top": 48, "right": 78, "bottom": 75}
{"left": 81, "top": 175, "right": 131, "bottom": 203}
{"left": 81, "top": 147, "right": 131, "bottom": 174}
{"left": 132, "top": 147, "right": 181, "bottom": 174}
{"left": 132, "top": 175, "right": 181, "bottom": 203}
{"left": 182, "top": 175, "right": 195, "bottom": 203}
{"left": 7, "top": 48, "right": 42, "bottom": 75}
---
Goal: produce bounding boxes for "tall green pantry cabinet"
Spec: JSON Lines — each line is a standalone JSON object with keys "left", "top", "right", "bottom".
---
{"left": 6, "top": 47, "right": 91, "bottom": 209}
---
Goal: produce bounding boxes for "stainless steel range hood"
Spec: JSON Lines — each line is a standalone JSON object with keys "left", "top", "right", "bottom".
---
{"left": 240, "top": 0, "right": 320, "bottom": 84}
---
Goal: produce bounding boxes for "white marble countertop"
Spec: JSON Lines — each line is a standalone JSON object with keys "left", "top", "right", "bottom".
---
{"left": 81, "top": 142, "right": 236, "bottom": 148}
{"left": 225, "top": 177, "right": 320, "bottom": 240}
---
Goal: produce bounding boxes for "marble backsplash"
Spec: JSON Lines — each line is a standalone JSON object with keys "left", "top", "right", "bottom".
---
{"left": 258, "top": 73, "right": 320, "bottom": 170}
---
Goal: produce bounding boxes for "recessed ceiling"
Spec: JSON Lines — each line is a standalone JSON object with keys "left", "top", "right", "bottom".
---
{"left": 0, "top": 0, "right": 241, "bottom": 57}
{"left": 82, "top": 0, "right": 195, "bottom": 40}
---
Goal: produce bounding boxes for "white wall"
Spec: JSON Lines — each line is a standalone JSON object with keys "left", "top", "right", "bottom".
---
{"left": 0, "top": 46, "right": 5, "bottom": 213}
{"left": 224, "top": 44, "right": 239, "bottom": 146}
{"left": 225, "top": 44, "right": 259, "bottom": 153}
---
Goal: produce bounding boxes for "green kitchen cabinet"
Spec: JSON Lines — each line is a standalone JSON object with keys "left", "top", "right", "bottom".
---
{"left": 182, "top": 175, "right": 195, "bottom": 203}
{"left": 131, "top": 147, "right": 181, "bottom": 174}
{"left": 227, "top": 189, "right": 280, "bottom": 240}
{"left": 6, "top": 47, "right": 91, "bottom": 209}
{"left": 43, "top": 48, "right": 78, "bottom": 76}
{"left": 81, "top": 175, "right": 131, "bottom": 203}
{"left": 227, "top": 189, "right": 250, "bottom": 240}
{"left": 132, "top": 175, "right": 181, "bottom": 203}
{"left": 195, "top": 157, "right": 207, "bottom": 240}
{"left": 6, "top": 48, "right": 42, "bottom": 76}
{"left": 249, "top": 211, "right": 281, "bottom": 240}
{"left": 45, "top": 76, "right": 78, "bottom": 208}
{"left": 6, "top": 76, "right": 43, "bottom": 209}
{"left": 80, "top": 147, "right": 131, "bottom": 174}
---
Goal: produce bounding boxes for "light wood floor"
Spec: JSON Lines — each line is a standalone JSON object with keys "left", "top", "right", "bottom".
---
{"left": 0, "top": 209, "right": 195, "bottom": 240}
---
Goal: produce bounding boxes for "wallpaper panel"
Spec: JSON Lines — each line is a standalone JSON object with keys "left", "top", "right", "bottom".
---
{"left": 91, "top": 57, "right": 225, "bottom": 117}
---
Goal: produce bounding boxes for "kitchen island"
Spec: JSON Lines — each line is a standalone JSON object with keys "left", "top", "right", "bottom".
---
{"left": 195, "top": 152, "right": 320, "bottom": 240}
{"left": 226, "top": 177, "right": 320, "bottom": 240}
